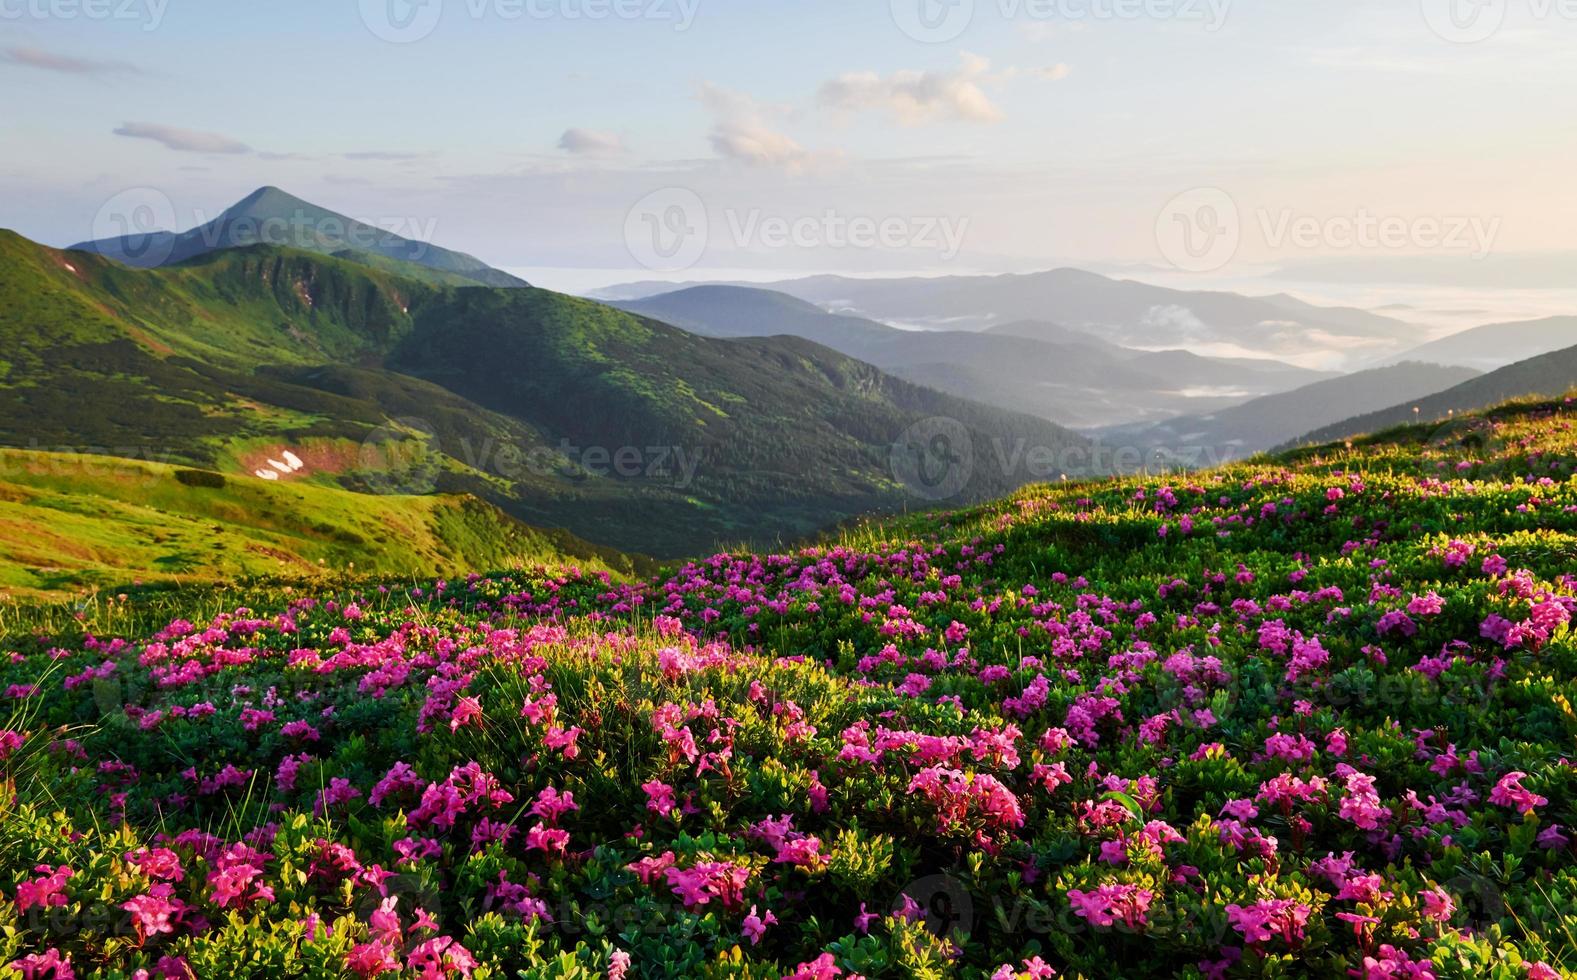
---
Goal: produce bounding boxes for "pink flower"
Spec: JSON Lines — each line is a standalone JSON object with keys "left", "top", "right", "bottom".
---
{"left": 449, "top": 696, "right": 483, "bottom": 732}
{"left": 0, "top": 729, "right": 23, "bottom": 760}
{"left": 1489, "top": 772, "right": 1548, "bottom": 815}
{"left": 8, "top": 948, "right": 74, "bottom": 979}
{"left": 853, "top": 903, "right": 880, "bottom": 934}
{"left": 122, "top": 888, "right": 182, "bottom": 941}
{"left": 625, "top": 851, "right": 676, "bottom": 884}
{"left": 346, "top": 940, "right": 401, "bottom": 977}
{"left": 1066, "top": 882, "right": 1154, "bottom": 930}
{"left": 1407, "top": 592, "right": 1445, "bottom": 616}
{"left": 664, "top": 860, "right": 751, "bottom": 911}
{"left": 407, "top": 937, "right": 477, "bottom": 979}
{"left": 543, "top": 725, "right": 583, "bottom": 759}
{"left": 1420, "top": 886, "right": 1455, "bottom": 923}
{"left": 643, "top": 779, "right": 677, "bottom": 817}
{"left": 1338, "top": 772, "right": 1392, "bottom": 830}
{"left": 742, "top": 904, "right": 777, "bottom": 945}
{"left": 15, "top": 865, "right": 73, "bottom": 912}
{"left": 992, "top": 958, "right": 1057, "bottom": 980}
{"left": 608, "top": 950, "right": 632, "bottom": 980}
{"left": 781, "top": 953, "right": 844, "bottom": 980}
{"left": 530, "top": 786, "right": 580, "bottom": 824}
{"left": 524, "top": 823, "right": 569, "bottom": 854}
{"left": 1226, "top": 898, "right": 1313, "bottom": 947}
{"left": 126, "top": 847, "right": 185, "bottom": 882}
{"left": 906, "top": 766, "right": 1025, "bottom": 842}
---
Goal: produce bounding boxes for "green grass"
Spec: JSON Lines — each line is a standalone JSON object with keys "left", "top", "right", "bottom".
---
{"left": 0, "top": 448, "right": 645, "bottom": 599}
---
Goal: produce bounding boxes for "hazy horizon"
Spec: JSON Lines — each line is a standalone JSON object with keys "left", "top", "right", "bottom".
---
{"left": 7, "top": 0, "right": 1577, "bottom": 305}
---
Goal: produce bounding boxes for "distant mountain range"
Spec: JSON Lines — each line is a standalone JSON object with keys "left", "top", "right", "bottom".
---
{"left": 614, "top": 285, "right": 1331, "bottom": 428}
{"left": 593, "top": 270, "right": 1428, "bottom": 368}
{"left": 4, "top": 189, "right": 1089, "bottom": 557}
{"left": 70, "top": 185, "right": 528, "bottom": 288}
{"left": 1097, "top": 363, "right": 1482, "bottom": 465}
{"left": 1287, "top": 344, "right": 1577, "bottom": 448}
{"left": 1379, "top": 316, "right": 1577, "bottom": 372}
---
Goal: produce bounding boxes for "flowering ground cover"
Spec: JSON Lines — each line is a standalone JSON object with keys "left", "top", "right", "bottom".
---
{"left": 1, "top": 397, "right": 1575, "bottom": 978}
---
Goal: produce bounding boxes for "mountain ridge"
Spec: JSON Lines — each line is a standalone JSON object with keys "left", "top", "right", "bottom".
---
{"left": 69, "top": 185, "right": 528, "bottom": 288}
{"left": 614, "top": 284, "right": 1333, "bottom": 428}
{"left": 590, "top": 270, "right": 1426, "bottom": 368}
{"left": 2, "top": 228, "right": 1087, "bottom": 556}
{"left": 1285, "top": 343, "right": 1577, "bottom": 448}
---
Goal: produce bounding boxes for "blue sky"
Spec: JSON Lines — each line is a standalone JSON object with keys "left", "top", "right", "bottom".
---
{"left": 3, "top": 0, "right": 1576, "bottom": 290}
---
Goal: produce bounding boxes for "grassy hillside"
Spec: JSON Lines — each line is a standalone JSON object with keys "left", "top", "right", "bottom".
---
{"left": 1286, "top": 343, "right": 1577, "bottom": 449}
{"left": 0, "top": 395, "right": 1572, "bottom": 977}
{"left": 0, "top": 229, "right": 1087, "bottom": 556}
{"left": 0, "top": 448, "right": 641, "bottom": 597}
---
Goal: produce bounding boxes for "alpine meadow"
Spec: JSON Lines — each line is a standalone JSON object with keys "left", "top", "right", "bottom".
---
{"left": 2, "top": 3, "right": 1577, "bottom": 979}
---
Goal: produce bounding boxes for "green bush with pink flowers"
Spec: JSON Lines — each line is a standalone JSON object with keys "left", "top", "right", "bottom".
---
{"left": 2, "top": 397, "right": 1576, "bottom": 978}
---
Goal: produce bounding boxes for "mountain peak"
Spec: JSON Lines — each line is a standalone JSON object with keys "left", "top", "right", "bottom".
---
{"left": 224, "top": 185, "right": 339, "bottom": 221}
{"left": 69, "top": 185, "right": 528, "bottom": 288}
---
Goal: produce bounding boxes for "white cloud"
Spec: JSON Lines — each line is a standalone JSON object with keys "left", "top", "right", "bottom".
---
{"left": 2, "top": 47, "right": 140, "bottom": 76}
{"left": 113, "top": 122, "right": 252, "bottom": 154}
{"left": 698, "top": 83, "right": 816, "bottom": 171}
{"left": 558, "top": 128, "right": 626, "bottom": 155}
{"left": 817, "top": 53, "right": 1007, "bottom": 125}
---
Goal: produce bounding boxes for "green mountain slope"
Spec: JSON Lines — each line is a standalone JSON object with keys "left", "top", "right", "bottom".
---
{"left": 69, "top": 185, "right": 528, "bottom": 288}
{"left": 0, "top": 448, "right": 640, "bottom": 598}
{"left": 0, "top": 229, "right": 1089, "bottom": 556}
{"left": 1285, "top": 343, "right": 1577, "bottom": 448}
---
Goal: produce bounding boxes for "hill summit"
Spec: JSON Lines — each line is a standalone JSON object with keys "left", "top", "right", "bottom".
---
{"left": 70, "top": 185, "right": 527, "bottom": 288}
